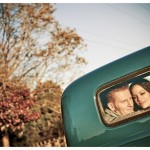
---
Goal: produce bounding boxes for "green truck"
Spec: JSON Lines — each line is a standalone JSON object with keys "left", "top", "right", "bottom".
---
{"left": 61, "top": 46, "right": 150, "bottom": 146}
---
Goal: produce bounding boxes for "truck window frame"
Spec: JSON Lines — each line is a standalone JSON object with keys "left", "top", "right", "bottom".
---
{"left": 96, "top": 66, "right": 150, "bottom": 127}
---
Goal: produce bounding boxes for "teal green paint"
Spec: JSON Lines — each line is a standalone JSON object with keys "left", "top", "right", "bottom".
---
{"left": 61, "top": 46, "right": 150, "bottom": 146}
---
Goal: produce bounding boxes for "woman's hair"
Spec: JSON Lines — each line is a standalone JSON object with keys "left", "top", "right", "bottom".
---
{"left": 129, "top": 78, "right": 150, "bottom": 93}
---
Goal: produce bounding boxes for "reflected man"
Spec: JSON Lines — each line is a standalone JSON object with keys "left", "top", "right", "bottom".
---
{"left": 104, "top": 84, "right": 134, "bottom": 122}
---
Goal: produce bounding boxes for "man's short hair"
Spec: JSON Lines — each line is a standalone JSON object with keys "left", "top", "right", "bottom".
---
{"left": 106, "top": 84, "right": 129, "bottom": 103}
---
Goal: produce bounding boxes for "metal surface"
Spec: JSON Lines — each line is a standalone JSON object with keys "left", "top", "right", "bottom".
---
{"left": 61, "top": 46, "right": 150, "bottom": 146}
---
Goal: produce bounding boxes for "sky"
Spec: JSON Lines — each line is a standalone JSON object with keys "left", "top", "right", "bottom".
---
{"left": 2, "top": 1, "right": 150, "bottom": 88}
{"left": 53, "top": 3, "right": 150, "bottom": 74}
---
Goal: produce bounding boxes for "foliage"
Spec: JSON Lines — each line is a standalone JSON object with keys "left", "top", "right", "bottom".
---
{"left": 0, "top": 78, "right": 40, "bottom": 146}
{"left": 10, "top": 81, "right": 65, "bottom": 146}
{"left": 0, "top": 3, "right": 86, "bottom": 146}
{"left": 0, "top": 3, "right": 86, "bottom": 86}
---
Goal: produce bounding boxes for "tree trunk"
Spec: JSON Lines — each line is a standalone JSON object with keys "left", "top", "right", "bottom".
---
{"left": 2, "top": 131, "right": 10, "bottom": 147}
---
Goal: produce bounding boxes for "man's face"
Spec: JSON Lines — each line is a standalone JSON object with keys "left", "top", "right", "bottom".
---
{"left": 108, "top": 88, "right": 134, "bottom": 115}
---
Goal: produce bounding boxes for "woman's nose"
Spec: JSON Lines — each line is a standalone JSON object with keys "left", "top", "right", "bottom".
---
{"left": 137, "top": 95, "right": 143, "bottom": 102}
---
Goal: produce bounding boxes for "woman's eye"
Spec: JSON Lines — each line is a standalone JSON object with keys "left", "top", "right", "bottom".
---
{"left": 140, "top": 92, "right": 145, "bottom": 95}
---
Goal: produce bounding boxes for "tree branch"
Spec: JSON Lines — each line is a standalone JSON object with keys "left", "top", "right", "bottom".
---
{"left": 19, "top": 63, "right": 40, "bottom": 81}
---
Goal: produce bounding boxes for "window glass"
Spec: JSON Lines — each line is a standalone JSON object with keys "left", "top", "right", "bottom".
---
{"left": 96, "top": 67, "right": 150, "bottom": 126}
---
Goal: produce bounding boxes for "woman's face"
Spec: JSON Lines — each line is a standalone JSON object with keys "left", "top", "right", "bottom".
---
{"left": 131, "top": 84, "right": 150, "bottom": 109}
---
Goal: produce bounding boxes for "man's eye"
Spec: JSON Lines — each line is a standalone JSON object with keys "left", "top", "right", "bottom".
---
{"left": 121, "top": 100, "right": 126, "bottom": 103}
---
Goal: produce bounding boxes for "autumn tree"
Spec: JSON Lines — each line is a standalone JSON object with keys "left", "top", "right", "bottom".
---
{"left": 0, "top": 3, "right": 86, "bottom": 87}
{"left": 0, "top": 80, "right": 40, "bottom": 146}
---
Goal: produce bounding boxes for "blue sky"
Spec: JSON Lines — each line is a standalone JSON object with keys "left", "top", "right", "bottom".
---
{"left": 53, "top": 3, "right": 150, "bottom": 74}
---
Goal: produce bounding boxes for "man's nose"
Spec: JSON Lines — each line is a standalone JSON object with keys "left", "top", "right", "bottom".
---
{"left": 128, "top": 99, "right": 133, "bottom": 106}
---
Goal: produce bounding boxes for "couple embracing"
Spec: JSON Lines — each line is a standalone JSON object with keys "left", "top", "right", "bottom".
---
{"left": 104, "top": 78, "right": 150, "bottom": 122}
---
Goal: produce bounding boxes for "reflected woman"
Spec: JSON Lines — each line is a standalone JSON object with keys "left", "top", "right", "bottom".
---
{"left": 129, "top": 78, "right": 150, "bottom": 109}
